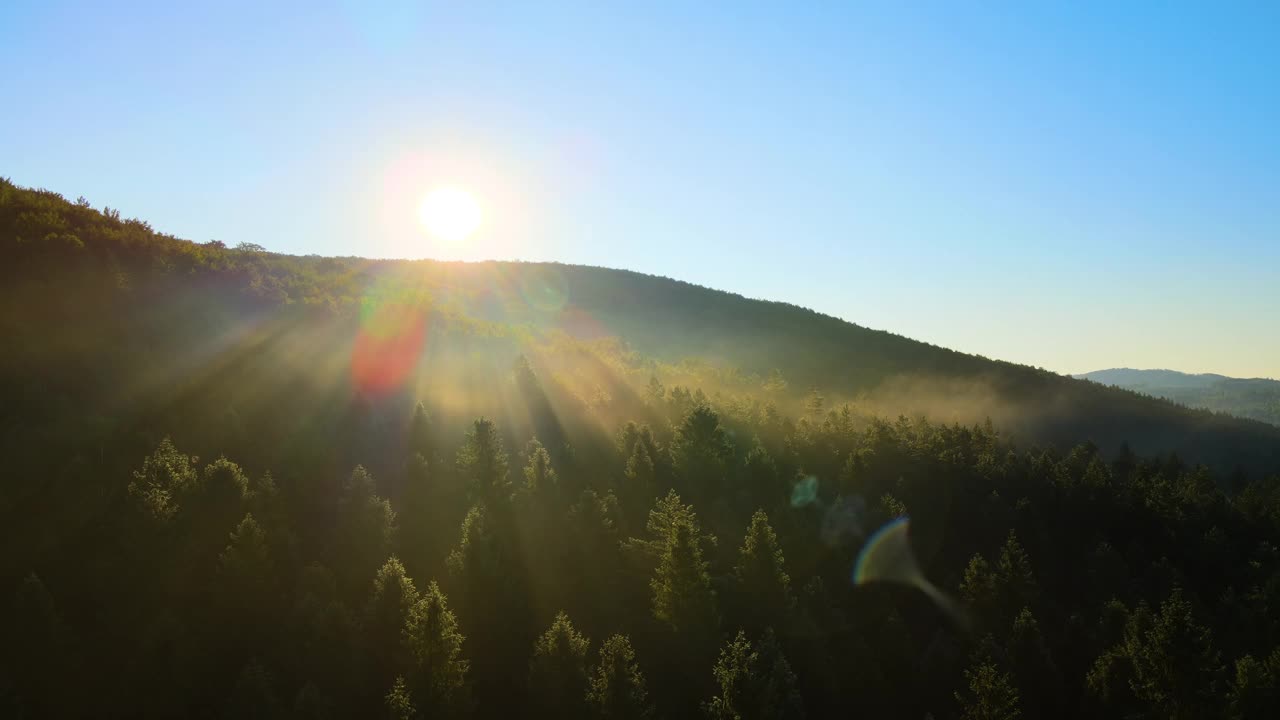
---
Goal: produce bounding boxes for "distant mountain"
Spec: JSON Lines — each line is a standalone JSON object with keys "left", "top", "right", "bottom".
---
{"left": 1076, "top": 368, "right": 1280, "bottom": 428}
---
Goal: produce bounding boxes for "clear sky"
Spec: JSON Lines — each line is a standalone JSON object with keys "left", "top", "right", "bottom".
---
{"left": 3, "top": 1, "right": 1277, "bottom": 378}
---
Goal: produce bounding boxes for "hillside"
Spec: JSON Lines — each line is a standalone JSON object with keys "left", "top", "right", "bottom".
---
{"left": 6, "top": 178, "right": 1280, "bottom": 718}
{"left": 1078, "top": 368, "right": 1280, "bottom": 428}
{"left": 4, "top": 178, "right": 1278, "bottom": 480}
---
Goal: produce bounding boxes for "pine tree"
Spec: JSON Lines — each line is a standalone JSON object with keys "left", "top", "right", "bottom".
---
{"left": 622, "top": 439, "right": 660, "bottom": 530}
{"left": 336, "top": 465, "right": 398, "bottom": 590}
{"left": 652, "top": 520, "right": 718, "bottom": 634}
{"left": 522, "top": 437, "right": 559, "bottom": 502}
{"left": 733, "top": 510, "right": 794, "bottom": 632}
{"left": 1007, "top": 607, "right": 1061, "bottom": 719}
{"left": 565, "top": 488, "right": 624, "bottom": 633}
{"left": 669, "top": 404, "right": 733, "bottom": 495}
{"left": 456, "top": 417, "right": 511, "bottom": 505}
{"left": 762, "top": 369, "right": 788, "bottom": 394}
{"left": 704, "top": 630, "right": 804, "bottom": 720}
{"left": 128, "top": 436, "right": 199, "bottom": 524}
{"left": 704, "top": 631, "right": 757, "bottom": 720}
{"left": 955, "top": 661, "right": 1021, "bottom": 720}
{"left": 219, "top": 513, "right": 272, "bottom": 585}
{"left": 960, "top": 553, "right": 997, "bottom": 617}
{"left": 996, "top": 531, "right": 1037, "bottom": 616}
{"left": 408, "top": 401, "right": 436, "bottom": 464}
{"left": 217, "top": 513, "right": 276, "bottom": 640}
{"left": 385, "top": 676, "right": 415, "bottom": 720}
{"left": 364, "top": 556, "right": 419, "bottom": 684}
{"left": 803, "top": 389, "right": 825, "bottom": 419}
{"left": 446, "top": 504, "right": 506, "bottom": 593}
{"left": 1126, "top": 588, "right": 1224, "bottom": 719}
{"left": 402, "top": 581, "right": 471, "bottom": 717}
{"left": 754, "top": 630, "right": 805, "bottom": 720}
{"left": 741, "top": 439, "right": 781, "bottom": 512}
{"left": 878, "top": 492, "right": 908, "bottom": 521}
{"left": 446, "top": 502, "right": 529, "bottom": 715}
{"left": 624, "top": 490, "right": 716, "bottom": 567}
{"left": 645, "top": 376, "right": 666, "bottom": 407}
{"left": 617, "top": 422, "right": 658, "bottom": 465}
{"left": 1227, "top": 648, "right": 1280, "bottom": 720}
{"left": 530, "top": 612, "right": 592, "bottom": 718}
{"left": 400, "top": 451, "right": 443, "bottom": 579}
{"left": 587, "top": 635, "right": 655, "bottom": 720}
{"left": 195, "top": 456, "right": 249, "bottom": 545}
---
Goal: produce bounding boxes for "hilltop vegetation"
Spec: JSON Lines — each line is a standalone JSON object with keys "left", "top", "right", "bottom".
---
{"left": 1078, "top": 368, "right": 1280, "bottom": 429}
{"left": 3, "top": 178, "right": 1280, "bottom": 718}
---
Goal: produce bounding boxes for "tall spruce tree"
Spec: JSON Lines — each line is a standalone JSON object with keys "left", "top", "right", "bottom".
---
{"left": 732, "top": 510, "right": 794, "bottom": 632}
{"left": 401, "top": 580, "right": 470, "bottom": 717}
{"left": 456, "top": 417, "right": 511, "bottom": 506}
{"left": 704, "top": 630, "right": 804, "bottom": 720}
{"left": 530, "top": 611, "right": 592, "bottom": 719}
{"left": 587, "top": 635, "right": 655, "bottom": 720}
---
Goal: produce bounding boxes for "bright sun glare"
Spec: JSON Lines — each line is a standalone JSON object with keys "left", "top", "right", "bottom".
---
{"left": 418, "top": 186, "right": 482, "bottom": 243}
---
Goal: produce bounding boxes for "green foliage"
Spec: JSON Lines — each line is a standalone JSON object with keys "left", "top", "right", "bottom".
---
{"left": 408, "top": 401, "right": 436, "bottom": 462}
{"left": 1228, "top": 648, "right": 1280, "bottom": 720}
{"left": 1090, "top": 589, "right": 1225, "bottom": 720}
{"left": 732, "top": 510, "right": 794, "bottom": 631}
{"left": 522, "top": 437, "right": 559, "bottom": 499}
{"left": 402, "top": 581, "right": 471, "bottom": 716}
{"left": 364, "top": 557, "right": 419, "bottom": 681}
{"left": 530, "top": 612, "right": 592, "bottom": 718}
{"left": 670, "top": 404, "right": 733, "bottom": 492}
{"left": 5, "top": 178, "right": 1280, "bottom": 718}
{"left": 219, "top": 513, "right": 272, "bottom": 588}
{"left": 128, "top": 437, "right": 198, "bottom": 524}
{"left": 955, "top": 661, "right": 1021, "bottom": 720}
{"left": 625, "top": 490, "right": 716, "bottom": 566}
{"left": 703, "top": 630, "right": 804, "bottom": 720}
{"left": 651, "top": 509, "right": 718, "bottom": 634}
{"left": 457, "top": 417, "right": 511, "bottom": 505}
{"left": 1127, "top": 589, "right": 1224, "bottom": 719}
{"left": 334, "top": 465, "right": 397, "bottom": 591}
{"left": 587, "top": 635, "right": 654, "bottom": 720}
{"left": 385, "top": 676, "right": 415, "bottom": 720}
{"left": 995, "top": 531, "right": 1037, "bottom": 616}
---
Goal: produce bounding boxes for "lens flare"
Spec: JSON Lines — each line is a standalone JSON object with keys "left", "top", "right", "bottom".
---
{"left": 791, "top": 475, "right": 820, "bottom": 507}
{"left": 854, "top": 516, "right": 967, "bottom": 627}
{"left": 351, "top": 297, "right": 428, "bottom": 395}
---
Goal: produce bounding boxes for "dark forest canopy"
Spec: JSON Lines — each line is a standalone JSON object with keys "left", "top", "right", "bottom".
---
{"left": 3, "top": 178, "right": 1280, "bottom": 718}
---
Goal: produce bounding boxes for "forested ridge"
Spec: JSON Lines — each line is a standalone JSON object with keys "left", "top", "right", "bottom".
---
{"left": 4, "top": 178, "right": 1280, "bottom": 718}
{"left": 1077, "top": 369, "right": 1280, "bottom": 430}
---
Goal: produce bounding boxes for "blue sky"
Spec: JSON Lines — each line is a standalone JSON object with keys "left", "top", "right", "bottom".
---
{"left": 3, "top": 1, "right": 1277, "bottom": 377}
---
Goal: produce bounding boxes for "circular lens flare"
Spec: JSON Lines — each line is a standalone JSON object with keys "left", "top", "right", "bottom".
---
{"left": 351, "top": 300, "right": 427, "bottom": 395}
{"left": 418, "top": 186, "right": 482, "bottom": 243}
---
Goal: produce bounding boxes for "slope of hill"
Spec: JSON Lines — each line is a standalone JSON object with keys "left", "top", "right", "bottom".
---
{"left": 1077, "top": 368, "right": 1280, "bottom": 428}
{"left": 7, "top": 178, "right": 1280, "bottom": 718}
{"left": 4, "top": 178, "right": 1278, "bottom": 480}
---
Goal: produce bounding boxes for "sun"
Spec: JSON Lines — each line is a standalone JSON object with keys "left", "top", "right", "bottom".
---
{"left": 418, "top": 186, "right": 482, "bottom": 243}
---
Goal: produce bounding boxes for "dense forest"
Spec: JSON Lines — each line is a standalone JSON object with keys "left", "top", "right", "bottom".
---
{"left": 1078, "top": 369, "right": 1280, "bottom": 429}
{"left": 4, "top": 178, "right": 1280, "bottom": 718}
